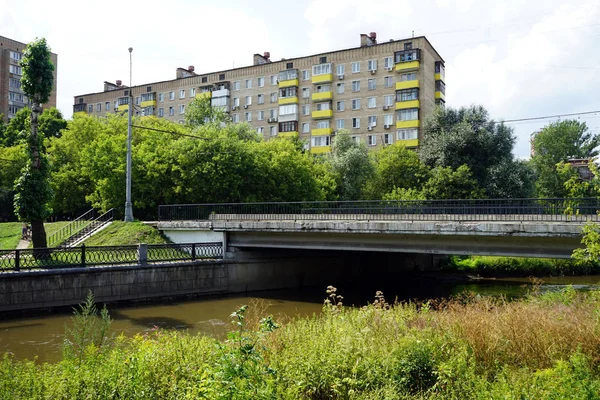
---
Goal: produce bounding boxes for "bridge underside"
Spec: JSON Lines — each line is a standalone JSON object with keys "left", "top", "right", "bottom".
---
{"left": 227, "top": 231, "right": 581, "bottom": 259}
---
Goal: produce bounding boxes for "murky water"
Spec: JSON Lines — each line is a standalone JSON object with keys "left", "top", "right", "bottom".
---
{"left": 1, "top": 274, "right": 599, "bottom": 364}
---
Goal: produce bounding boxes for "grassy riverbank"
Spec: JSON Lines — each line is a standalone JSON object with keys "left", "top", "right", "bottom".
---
{"left": 81, "top": 221, "right": 170, "bottom": 246}
{"left": 1, "top": 287, "right": 600, "bottom": 399}
{"left": 444, "top": 255, "right": 600, "bottom": 277}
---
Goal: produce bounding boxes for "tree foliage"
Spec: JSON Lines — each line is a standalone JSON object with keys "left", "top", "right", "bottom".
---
{"left": 531, "top": 120, "right": 599, "bottom": 198}
{"left": 39, "top": 107, "right": 67, "bottom": 139}
{"left": 184, "top": 96, "right": 230, "bottom": 127}
{"left": 330, "top": 131, "right": 373, "bottom": 200}
{"left": 20, "top": 38, "right": 54, "bottom": 105}
{"left": 422, "top": 165, "right": 484, "bottom": 200}
{"left": 2, "top": 107, "right": 30, "bottom": 147}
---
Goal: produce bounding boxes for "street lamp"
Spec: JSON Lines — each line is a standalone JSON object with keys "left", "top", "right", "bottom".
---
{"left": 124, "top": 47, "right": 134, "bottom": 222}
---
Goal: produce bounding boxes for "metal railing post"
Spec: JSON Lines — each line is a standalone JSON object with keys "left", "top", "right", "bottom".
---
{"left": 14, "top": 249, "right": 20, "bottom": 271}
{"left": 191, "top": 243, "right": 196, "bottom": 261}
{"left": 81, "top": 244, "right": 86, "bottom": 268}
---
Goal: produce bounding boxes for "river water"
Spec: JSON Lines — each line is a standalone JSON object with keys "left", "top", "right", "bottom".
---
{"left": 1, "top": 274, "right": 599, "bottom": 364}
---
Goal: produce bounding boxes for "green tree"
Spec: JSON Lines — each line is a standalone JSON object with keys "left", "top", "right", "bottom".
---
{"left": 13, "top": 38, "right": 55, "bottom": 249}
{"left": 364, "top": 142, "right": 428, "bottom": 199}
{"left": 2, "top": 107, "right": 30, "bottom": 147}
{"left": 485, "top": 159, "right": 535, "bottom": 199}
{"left": 420, "top": 105, "right": 521, "bottom": 197}
{"left": 531, "top": 120, "right": 599, "bottom": 198}
{"left": 330, "top": 131, "right": 373, "bottom": 200}
{"left": 185, "top": 96, "right": 230, "bottom": 127}
{"left": 39, "top": 107, "right": 67, "bottom": 139}
{"left": 0, "top": 144, "right": 27, "bottom": 221}
{"left": 422, "top": 165, "right": 484, "bottom": 200}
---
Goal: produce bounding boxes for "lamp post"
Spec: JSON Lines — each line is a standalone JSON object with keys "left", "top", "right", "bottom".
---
{"left": 124, "top": 47, "right": 134, "bottom": 222}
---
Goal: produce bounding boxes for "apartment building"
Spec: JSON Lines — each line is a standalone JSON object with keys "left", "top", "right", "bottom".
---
{"left": 0, "top": 35, "right": 58, "bottom": 123}
{"left": 73, "top": 33, "right": 444, "bottom": 153}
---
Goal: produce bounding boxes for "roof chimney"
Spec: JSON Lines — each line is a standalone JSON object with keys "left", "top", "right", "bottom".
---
{"left": 263, "top": 51, "right": 270, "bottom": 60}
{"left": 116, "top": 80, "right": 122, "bottom": 86}
{"left": 369, "top": 32, "right": 377, "bottom": 40}
{"left": 188, "top": 65, "right": 195, "bottom": 72}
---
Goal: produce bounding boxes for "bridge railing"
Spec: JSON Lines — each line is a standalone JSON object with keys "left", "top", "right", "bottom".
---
{"left": 158, "top": 198, "right": 600, "bottom": 222}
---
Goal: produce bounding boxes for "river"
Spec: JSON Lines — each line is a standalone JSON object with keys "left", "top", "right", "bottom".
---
{"left": 1, "top": 274, "right": 599, "bottom": 364}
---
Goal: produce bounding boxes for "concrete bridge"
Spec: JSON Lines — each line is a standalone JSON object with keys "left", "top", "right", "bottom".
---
{"left": 157, "top": 199, "right": 600, "bottom": 259}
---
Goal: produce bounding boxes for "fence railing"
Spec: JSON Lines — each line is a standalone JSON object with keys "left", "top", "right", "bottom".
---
{"left": 61, "top": 208, "right": 115, "bottom": 247}
{"left": 47, "top": 208, "right": 96, "bottom": 247}
{"left": 0, "top": 242, "right": 223, "bottom": 272}
{"left": 158, "top": 198, "right": 600, "bottom": 223}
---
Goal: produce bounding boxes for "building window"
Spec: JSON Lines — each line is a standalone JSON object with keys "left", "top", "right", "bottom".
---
{"left": 351, "top": 99, "right": 360, "bottom": 110}
{"left": 368, "top": 97, "right": 377, "bottom": 108}
{"left": 384, "top": 114, "right": 394, "bottom": 126}
{"left": 169, "top": 107, "right": 174, "bottom": 116}
{"left": 352, "top": 80, "right": 360, "bottom": 92}
{"left": 336, "top": 119, "right": 345, "bottom": 129}
{"left": 436, "top": 80, "right": 446, "bottom": 94}
{"left": 258, "top": 76, "right": 265, "bottom": 87}
{"left": 9, "top": 51, "right": 21, "bottom": 61}
{"left": 219, "top": 73, "right": 226, "bottom": 80}
{"left": 397, "top": 108, "right": 418, "bottom": 121}
{"left": 258, "top": 110, "right": 265, "bottom": 120}
{"left": 270, "top": 92, "right": 277, "bottom": 103}
{"left": 169, "top": 91, "right": 175, "bottom": 100}
{"left": 9, "top": 65, "right": 22, "bottom": 75}
{"left": 158, "top": 108, "right": 164, "bottom": 117}
{"left": 135, "top": 97, "right": 141, "bottom": 105}
{"left": 302, "top": 87, "right": 310, "bottom": 98}
{"left": 302, "top": 70, "right": 310, "bottom": 80}
{"left": 245, "top": 79, "right": 252, "bottom": 89}
{"left": 367, "top": 60, "right": 377, "bottom": 71}
{"left": 87, "top": 105, "right": 93, "bottom": 113}
{"left": 245, "top": 96, "right": 252, "bottom": 106}
{"left": 114, "top": 100, "right": 118, "bottom": 110}
{"left": 96, "top": 103, "right": 101, "bottom": 112}
{"left": 105, "top": 102, "right": 110, "bottom": 111}
{"left": 269, "top": 109, "right": 277, "bottom": 119}
{"left": 404, "top": 42, "right": 413, "bottom": 50}
{"left": 435, "top": 62, "right": 445, "bottom": 75}
{"left": 397, "top": 88, "right": 419, "bottom": 101}
{"left": 312, "top": 63, "right": 332, "bottom": 76}
{"left": 315, "top": 102, "right": 330, "bottom": 111}
{"left": 352, "top": 62, "right": 360, "bottom": 73}
{"left": 141, "top": 93, "right": 156, "bottom": 103}
{"left": 302, "top": 104, "right": 311, "bottom": 115}
{"left": 279, "top": 104, "right": 298, "bottom": 115}
{"left": 257, "top": 94, "right": 264, "bottom": 104}
{"left": 257, "top": 127, "right": 265, "bottom": 134}
{"left": 232, "top": 114, "right": 240, "bottom": 123}
{"left": 336, "top": 101, "right": 345, "bottom": 111}
{"left": 400, "top": 72, "right": 417, "bottom": 82}
{"left": 279, "top": 121, "right": 298, "bottom": 132}
{"left": 398, "top": 129, "right": 418, "bottom": 140}
{"left": 233, "top": 97, "right": 240, "bottom": 107}
{"left": 233, "top": 81, "right": 240, "bottom": 91}
{"left": 311, "top": 136, "right": 330, "bottom": 147}
{"left": 271, "top": 75, "right": 278, "bottom": 85}
{"left": 245, "top": 112, "right": 252, "bottom": 122}
{"left": 189, "top": 88, "right": 196, "bottom": 97}
{"left": 352, "top": 117, "right": 360, "bottom": 128}
{"left": 202, "top": 76, "right": 208, "bottom": 83}
{"left": 279, "top": 86, "right": 297, "bottom": 98}
{"left": 158, "top": 93, "right": 164, "bottom": 102}
{"left": 302, "top": 122, "right": 310, "bottom": 133}
{"left": 394, "top": 49, "right": 420, "bottom": 63}
{"left": 368, "top": 135, "right": 376, "bottom": 146}
{"left": 384, "top": 95, "right": 395, "bottom": 107}
{"left": 368, "top": 115, "right": 377, "bottom": 127}
{"left": 368, "top": 78, "right": 376, "bottom": 90}
{"left": 316, "top": 120, "right": 330, "bottom": 129}
{"left": 337, "top": 64, "right": 345, "bottom": 76}
{"left": 337, "top": 82, "right": 345, "bottom": 94}
{"left": 270, "top": 126, "right": 277, "bottom": 136}
{"left": 179, "top": 104, "right": 185, "bottom": 114}
{"left": 286, "top": 62, "right": 294, "bottom": 69}
{"left": 179, "top": 90, "right": 185, "bottom": 99}
{"left": 384, "top": 56, "right": 394, "bottom": 69}
{"left": 384, "top": 76, "right": 393, "bottom": 88}
{"left": 9, "top": 78, "right": 21, "bottom": 89}
{"left": 384, "top": 133, "right": 393, "bottom": 145}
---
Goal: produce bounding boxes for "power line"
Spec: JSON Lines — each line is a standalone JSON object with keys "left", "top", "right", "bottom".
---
{"left": 131, "top": 124, "right": 210, "bottom": 140}
{"left": 501, "top": 110, "right": 600, "bottom": 124}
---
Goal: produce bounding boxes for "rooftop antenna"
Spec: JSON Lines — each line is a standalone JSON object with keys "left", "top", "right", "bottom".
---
{"left": 412, "top": 30, "right": 414, "bottom": 38}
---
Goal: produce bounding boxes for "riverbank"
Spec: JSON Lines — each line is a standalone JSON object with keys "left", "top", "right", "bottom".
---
{"left": 1, "top": 287, "right": 599, "bottom": 399}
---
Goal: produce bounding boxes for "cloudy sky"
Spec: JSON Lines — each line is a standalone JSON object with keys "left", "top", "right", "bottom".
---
{"left": 2, "top": 0, "right": 599, "bottom": 158}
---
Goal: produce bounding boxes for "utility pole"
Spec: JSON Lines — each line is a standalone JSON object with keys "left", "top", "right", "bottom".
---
{"left": 124, "top": 47, "right": 134, "bottom": 222}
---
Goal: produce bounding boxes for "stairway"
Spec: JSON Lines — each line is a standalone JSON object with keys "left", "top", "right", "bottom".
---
{"left": 49, "top": 209, "right": 115, "bottom": 248}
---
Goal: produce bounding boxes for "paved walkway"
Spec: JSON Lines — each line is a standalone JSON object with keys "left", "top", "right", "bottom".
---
{"left": 16, "top": 239, "right": 30, "bottom": 249}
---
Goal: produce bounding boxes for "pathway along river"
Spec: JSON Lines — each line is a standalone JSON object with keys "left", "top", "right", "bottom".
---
{"left": 1, "top": 274, "right": 600, "bottom": 364}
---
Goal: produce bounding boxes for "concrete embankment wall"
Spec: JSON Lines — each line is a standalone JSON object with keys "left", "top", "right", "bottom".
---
{"left": 0, "top": 249, "right": 436, "bottom": 313}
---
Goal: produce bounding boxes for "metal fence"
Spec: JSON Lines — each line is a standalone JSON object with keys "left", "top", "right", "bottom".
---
{"left": 158, "top": 198, "right": 600, "bottom": 222}
{"left": 0, "top": 242, "right": 223, "bottom": 272}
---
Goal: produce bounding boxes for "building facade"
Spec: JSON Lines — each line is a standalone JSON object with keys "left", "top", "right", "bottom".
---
{"left": 73, "top": 33, "right": 444, "bottom": 153}
{"left": 0, "top": 35, "right": 58, "bottom": 123}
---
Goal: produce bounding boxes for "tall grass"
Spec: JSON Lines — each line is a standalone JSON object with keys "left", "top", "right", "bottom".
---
{"left": 446, "top": 255, "right": 600, "bottom": 276}
{"left": 1, "top": 287, "right": 600, "bottom": 399}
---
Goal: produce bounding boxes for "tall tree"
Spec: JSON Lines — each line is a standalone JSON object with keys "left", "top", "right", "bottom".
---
{"left": 184, "top": 96, "right": 230, "bottom": 127}
{"left": 2, "top": 107, "right": 30, "bottom": 147}
{"left": 39, "top": 107, "right": 67, "bottom": 139}
{"left": 330, "top": 131, "right": 373, "bottom": 200}
{"left": 531, "top": 120, "right": 599, "bottom": 198}
{"left": 13, "top": 38, "right": 55, "bottom": 250}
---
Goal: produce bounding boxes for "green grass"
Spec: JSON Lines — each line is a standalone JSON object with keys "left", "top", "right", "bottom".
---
{"left": 0, "top": 222, "right": 22, "bottom": 249}
{"left": 444, "top": 255, "right": 600, "bottom": 276}
{"left": 81, "top": 221, "right": 170, "bottom": 246}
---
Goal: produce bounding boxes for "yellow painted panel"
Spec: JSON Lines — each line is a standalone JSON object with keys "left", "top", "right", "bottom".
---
{"left": 311, "top": 128, "right": 332, "bottom": 136}
{"left": 311, "top": 91, "right": 333, "bottom": 102}
{"left": 278, "top": 131, "right": 298, "bottom": 138}
{"left": 395, "top": 60, "right": 420, "bottom": 72}
{"left": 395, "top": 80, "right": 420, "bottom": 91}
{"left": 398, "top": 139, "right": 419, "bottom": 148}
{"left": 312, "top": 110, "right": 333, "bottom": 119}
{"left": 278, "top": 96, "right": 299, "bottom": 105}
{"left": 279, "top": 79, "right": 299, "bottom": 88}
{"left": 140, "top": 100, "right": 157, "bottom": 108}
{"left": 396, "top": 120, "right": 420, "bottom": 129}
{"left": 435, "top": 91, "right": 445, "bottom": 100}
{"left": 395, "top": 100, "right": 420, "bottom": 110}
{"left": 435, "top": 73, "right": 445, "bottom": 82}
{"left": 195, "top": 92, "right": 211, "bottom": 99}
{"left": 311, "top": 145, "right": 331, "bottom": 154}
{"left": 118, "top": 104, "right": 129, "bottom": 112}
{"left": 311, "top": 73, "right": 333, "bottom": 84}
{"left": 74, "top": 111, "right": 87, "bottom": 116}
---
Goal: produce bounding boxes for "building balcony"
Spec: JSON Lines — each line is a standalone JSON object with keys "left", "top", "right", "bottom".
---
{"left": 312, "top": 128, "right": 332, "bottom": 136}
{"left": 73, "top": 104, "right": 87, "bottom": 113}
{"left": 278, "top": 113, "right": 299, "bottom": 123}
{"left": 312, "top": 109, "right": 333, "bottom": 119}
{"left": 279, "top": 78, "right": 299, "bottom": 88}
{"left": 140, "top": 100, "right": 157, "bottom": 108}
{"left": 311, "top": 73, "right": 333, "bottom": 84}
{"left": 212, "top": 88, "right": 230, "bottom": 98}
{"left": 118, "top": 104, "right": 129, "bottom": 112}
{"left": 395, "top": 100, "right": 420, "bottom": 110}
{"left": 398, "top": 138, "right": 419, "bottom": 148}
{"left": 435, "top": 73, "right": 445, "bottom": 83}
{"left": 395, "top": 80, "right": 420, "bottom": 91}
{"left": 312, "top": 91, "right": 333, "bottom": 102}
{"left": 278, "top": 131, "right": 299, "bottom": 138}
{"left": 311, "top": 145, "right": 331, "bottom": 154}
{"left": 396, "top": 120, "right": 420, "bottom": 129}
{"left": 196, "top": 91, "right": 212, "bottom": 99}
{"left": 278, "top": 96, "right": 299, "bottom": 105}
{"left": 395, "top": 60, "right": 420, "bottom": 72}
{"left": 435, "top": 91, "right": 445, "bottom": 100}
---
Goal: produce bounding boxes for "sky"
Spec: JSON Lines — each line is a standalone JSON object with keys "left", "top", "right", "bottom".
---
{"left": 1, "top": 0, "right": 599, "bottom": 159}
